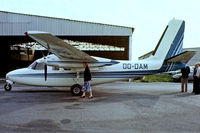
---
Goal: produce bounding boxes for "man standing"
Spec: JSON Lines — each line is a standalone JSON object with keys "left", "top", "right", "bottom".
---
{"left": 181, "top": 66, "right": 190, "bottom": 92}
{"left": 81, "top": 62, "right": 93, "bottom": 98}
{"left": 194, "top": 63, "right": 200, "bottom": 94}
{"left": 193, "top": 63, "right": 199, "bottom": 93}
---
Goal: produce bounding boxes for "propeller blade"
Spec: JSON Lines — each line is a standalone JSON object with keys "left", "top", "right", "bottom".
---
{"left": 41, "top": 45, "right": 50, "bottom": 81}
{"left": 44, "top": 64, "right": 47, "bottom": 81}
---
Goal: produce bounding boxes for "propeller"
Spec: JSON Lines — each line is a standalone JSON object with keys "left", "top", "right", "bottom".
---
{"left": 44, "top": 58, "right": 47, "bottom": 81}
{"left": 42, "top": 49, "right": 50, "bottom": 81}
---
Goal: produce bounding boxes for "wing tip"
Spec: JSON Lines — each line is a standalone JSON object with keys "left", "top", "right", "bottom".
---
{"left": 24, "top": 31, "right": 49, "bottom": 35}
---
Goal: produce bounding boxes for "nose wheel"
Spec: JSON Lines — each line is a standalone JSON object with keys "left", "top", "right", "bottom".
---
{"left": 4, "top": 83, "right": 12, "bottom": 91}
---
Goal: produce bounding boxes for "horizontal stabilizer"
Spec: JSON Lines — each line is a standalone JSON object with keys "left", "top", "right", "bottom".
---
{"left": 165, "top": 51, "right": 196, "bottom": 63}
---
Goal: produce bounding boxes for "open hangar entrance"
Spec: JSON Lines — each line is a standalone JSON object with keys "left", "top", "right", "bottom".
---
{"left": 0, "top": 11, "right": 134, "bottom": 76}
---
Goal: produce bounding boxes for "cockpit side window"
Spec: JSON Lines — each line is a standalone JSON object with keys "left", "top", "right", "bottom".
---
{"left": 28, "top": 61, "right": 45, "bottom": 70}
{"left": 28, "top": 62, "right": 37, "bottom": 69}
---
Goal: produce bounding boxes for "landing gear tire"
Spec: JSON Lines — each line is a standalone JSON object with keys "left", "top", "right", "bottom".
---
{"left": 4, "top": 83, "right": 12, "bottom": 91}
{"left": 71, "top": 84, "right": 82, "bottom": 96}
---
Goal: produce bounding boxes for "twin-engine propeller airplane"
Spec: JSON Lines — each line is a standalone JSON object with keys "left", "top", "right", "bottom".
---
{"left": 5, "top": 19, "right": 195, "bottom": 96}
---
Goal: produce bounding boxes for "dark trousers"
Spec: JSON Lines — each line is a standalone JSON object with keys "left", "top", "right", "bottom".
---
{"left": 193, "top": 77, "right": 200, "bottom": 94}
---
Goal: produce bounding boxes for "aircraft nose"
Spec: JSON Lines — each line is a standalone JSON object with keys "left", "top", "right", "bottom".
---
{"left": 6, "top": 69, "right": 20, "bottom": 80}
{"left": 6, "top": 71, "right": 14, "bottom": 80}
{"left": 5, "top": 68, "right": 29, "bottom": 85}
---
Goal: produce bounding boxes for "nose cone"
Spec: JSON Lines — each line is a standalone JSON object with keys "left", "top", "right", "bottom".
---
{"left": 6, "top": 70, "right": 16, "bottom": 80}
{"left": 6, "top": 68, "right": 31, "bottom": 85}
{"left": 6, "top": 68, "right": 28, "bottom": 81}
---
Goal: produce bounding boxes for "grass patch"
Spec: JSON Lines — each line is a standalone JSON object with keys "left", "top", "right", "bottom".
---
{"left": 132, "top": 74, "right": 173, "bottom": 82}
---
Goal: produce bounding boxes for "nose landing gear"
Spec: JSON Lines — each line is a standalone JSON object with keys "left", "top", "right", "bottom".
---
{"left": 4, "top": 80, "right": 13, "bottom": 91}
{"left": 4, "top": 83, "right": 12, "bottom": 91}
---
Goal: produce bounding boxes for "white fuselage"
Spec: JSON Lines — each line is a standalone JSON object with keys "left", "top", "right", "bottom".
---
{"left": 6, "top": 57, "right": 163, "bottom": 87}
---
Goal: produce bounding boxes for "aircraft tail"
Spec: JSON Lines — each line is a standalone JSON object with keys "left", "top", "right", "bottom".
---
{"left": 140, "top": 19, "right": 195, "bottom": 72}
{"left": 152, "top": 18, "right": 185, "bottom": 61}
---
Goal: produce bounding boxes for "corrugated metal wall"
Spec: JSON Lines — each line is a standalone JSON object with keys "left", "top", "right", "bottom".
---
{"left": 0, "top": 11, "right": 133, "bottom": 36}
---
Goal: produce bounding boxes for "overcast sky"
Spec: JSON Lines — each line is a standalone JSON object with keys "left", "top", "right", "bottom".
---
{"left": 1, "top": 0, "right": 200, "bottom": 59}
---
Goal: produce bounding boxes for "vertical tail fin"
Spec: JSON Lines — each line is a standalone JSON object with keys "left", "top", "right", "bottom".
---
{"left": 152, "top": 19, "right": 185, "bottom": 60}
{"left": 139, "top": 19, "right": 187, "bottom": 72}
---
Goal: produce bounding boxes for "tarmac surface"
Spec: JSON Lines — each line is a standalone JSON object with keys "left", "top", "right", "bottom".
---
{"left": 0, "top": 81, "right": 200, "bottom": 133}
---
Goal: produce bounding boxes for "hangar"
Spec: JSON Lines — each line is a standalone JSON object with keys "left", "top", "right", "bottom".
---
{"left": 0, "top": 11, "right": 134, "bottom": 76}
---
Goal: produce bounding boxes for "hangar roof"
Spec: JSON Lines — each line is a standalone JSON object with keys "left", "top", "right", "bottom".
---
{"left": 0, "top": 11, "right": 134, "bottom": 36}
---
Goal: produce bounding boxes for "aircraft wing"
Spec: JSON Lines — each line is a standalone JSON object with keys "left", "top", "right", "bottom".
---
{"left": 25, "top": 31, "right": 97, "bottom": 62}
{"left": 165, "top": 51, "right": 196, "bottom": 63}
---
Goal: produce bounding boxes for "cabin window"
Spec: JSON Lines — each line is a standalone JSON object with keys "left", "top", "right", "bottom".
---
{"left": 53, "top": 66, "right": 59, "bottom": 70}
{"left": 34, "top": 63, "right": 45, "bottom": 70}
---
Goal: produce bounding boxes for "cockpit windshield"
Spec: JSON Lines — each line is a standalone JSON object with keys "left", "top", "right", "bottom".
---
{"left": 28, "top": 61, "right": 45, "bottom": 70}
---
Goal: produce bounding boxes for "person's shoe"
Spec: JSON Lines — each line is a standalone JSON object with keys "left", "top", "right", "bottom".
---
{"left": 80, "top": 96, "right": 85, "bottom": 98}
{"left": 88, "top": 96, "right": 93, "bottom": 99}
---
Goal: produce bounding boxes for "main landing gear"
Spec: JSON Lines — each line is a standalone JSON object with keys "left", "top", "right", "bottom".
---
{"left": 70, "top": 72, "right": 82, "bottom": 96}
{"left": 71, "top": 84, "right": 82, "bottom": 96}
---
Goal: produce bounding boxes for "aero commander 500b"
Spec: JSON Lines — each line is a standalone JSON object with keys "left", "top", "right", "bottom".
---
{"left": 5, "top": 19, "right": 195, "bottom": 96}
